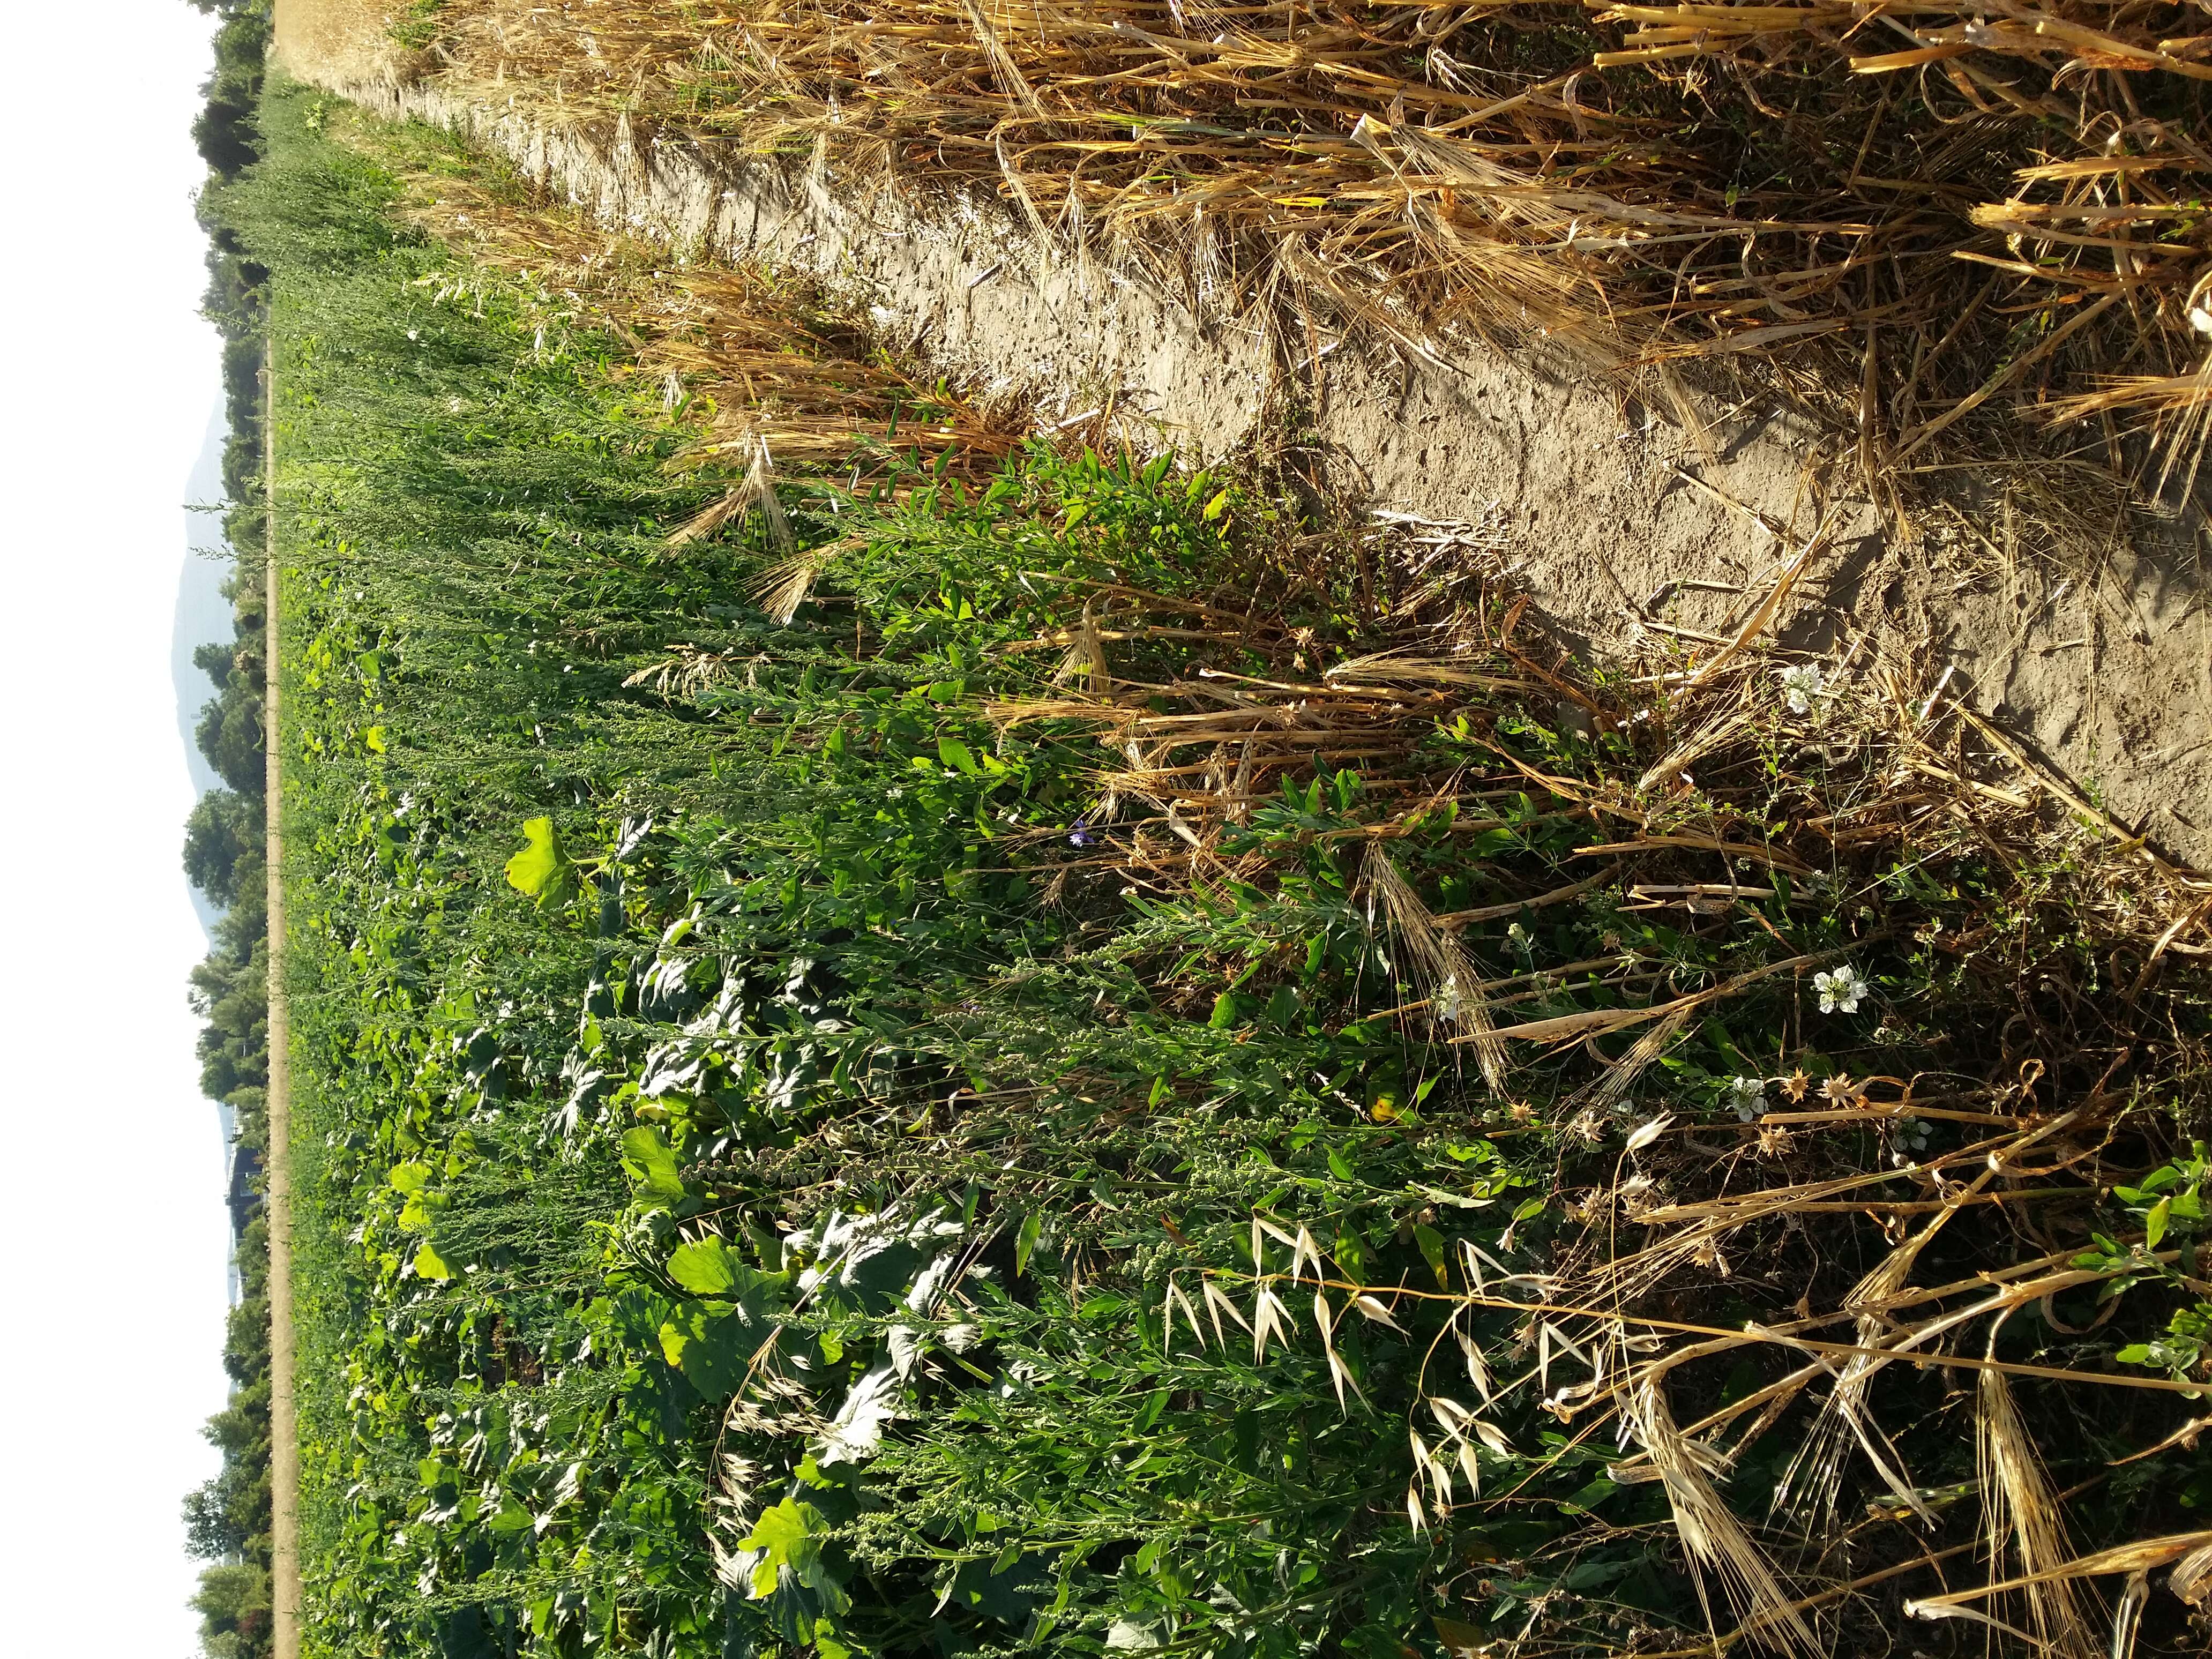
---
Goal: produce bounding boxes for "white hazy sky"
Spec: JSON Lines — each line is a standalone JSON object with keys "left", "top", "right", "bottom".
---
{"left": 0, "top": 5, "right": 237, "bottom": 1654}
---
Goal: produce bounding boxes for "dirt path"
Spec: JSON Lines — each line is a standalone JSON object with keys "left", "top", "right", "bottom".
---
{"left": 271, "top": 6, "right": 2212, "bottom": 869}
{"left": 264, "top": 346, "right": 302, "bottom": 1659}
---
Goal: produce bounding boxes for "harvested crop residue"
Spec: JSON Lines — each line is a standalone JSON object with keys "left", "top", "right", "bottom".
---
{"left": 272, "top": 0, "right": 401, "bottom": 88}
{"left": 270, "top": 0, "right": 2212, "bottom": 871}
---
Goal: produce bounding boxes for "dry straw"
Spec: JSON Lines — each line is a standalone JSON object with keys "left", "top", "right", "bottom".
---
{"left": 417, "top": 0, "right": 2212, "bottom": 491}
{"left": 395, "top": 164, "right": 1023, "bottom": 482}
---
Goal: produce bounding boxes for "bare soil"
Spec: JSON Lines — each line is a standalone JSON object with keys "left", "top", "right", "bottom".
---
{"left": 271, "top": 0, "right": 2212, "bottom": 870}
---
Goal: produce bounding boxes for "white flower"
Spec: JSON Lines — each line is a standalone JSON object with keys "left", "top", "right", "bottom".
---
{"left": 1434, "top": 973, "right": 1467, "bottom": 1027}
{"left": 1814, "top": 966, "right": 1871, "bottom": 1015}
{"left": 1725, "top": 1075, "right": 1767, "bottom": 1121}
{"left": 1506, "top": 922, "right": 1532, "bottom": 953}
{"left": 1778, "top": 662, "right": 1825, "bottom": 715}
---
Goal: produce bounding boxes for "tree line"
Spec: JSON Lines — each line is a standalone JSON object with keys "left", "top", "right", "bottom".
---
{"left": 180, "top": 4, "right": 276, "bottom": 1655}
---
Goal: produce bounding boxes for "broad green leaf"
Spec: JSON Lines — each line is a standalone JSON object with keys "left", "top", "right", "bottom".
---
{"left": 938, "top": 735, "right": 979, "bottom": 775}
{"left": 505, "top": 816, "right": 577, "bottom": 906}
{"left": 669, "top": 1239, "right": 788, "bottom": 1311}
{"left": 668, "top": 1236, "right": 744, "bottom": 1296}
{"left": 621, "top": 1126, "right": 687, "bottom": 1210}
{"left": 657, "top": 1301, "right": 749, "bottom": 1397}
{"left": 2146, "top": 1195, "right": 2171, "bottom": 1249}
{"left": 413, "top": 1242, "right": 453, "bottom": 1281}
{"left": 740, "top": 1498, "right": 848, "bottom": 1613}
{"left": 658, "top": 1254, "right": 789, "bottom": 1394}
{"left": 397, "top": 1187, "right": 444, "bottom": 1232}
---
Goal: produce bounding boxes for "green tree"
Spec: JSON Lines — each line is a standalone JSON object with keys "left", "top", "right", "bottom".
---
{"left": 190, "top": 1560, "right": 272, "bottom": 1659}
{"left": 183, "top": 788, "right": 263, "bottom": 907}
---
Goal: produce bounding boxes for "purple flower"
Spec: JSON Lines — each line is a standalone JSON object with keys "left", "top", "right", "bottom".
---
{"left": 1068, "top": 817, "right": 1095, "bottom": 848}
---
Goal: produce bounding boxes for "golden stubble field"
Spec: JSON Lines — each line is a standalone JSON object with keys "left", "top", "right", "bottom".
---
{"left": 273, "top": 0, "right": 402, "bottom": 87}
{"left": 266, "top": 0, "right": 2212, "bottom": 873}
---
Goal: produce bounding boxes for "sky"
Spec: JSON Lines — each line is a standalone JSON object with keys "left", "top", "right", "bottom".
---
{"left": 0, "top": 4, "right": 239, "bottom": 1654}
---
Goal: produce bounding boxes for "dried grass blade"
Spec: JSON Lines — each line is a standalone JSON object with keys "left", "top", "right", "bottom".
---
{"left": 1366, "top": 845, "right": 1508, "bottom": 1090}
{"left": 1626, "top": 1378, "right": 1818, "bottom": 1655}
{"left": 1904, "top": 1529, "right": 2212, "bottom": 1619}
{"left": 1977, "top": 1362, "right": 2098, "bottom": 1659}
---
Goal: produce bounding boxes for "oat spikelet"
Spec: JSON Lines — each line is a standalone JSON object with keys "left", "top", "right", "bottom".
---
{"left": 1626, "top": 1378, "right": 1818, "bottom": 1655}
{"left": 624, "top": 645, "right": 742, "bottom": 699}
